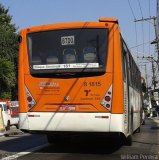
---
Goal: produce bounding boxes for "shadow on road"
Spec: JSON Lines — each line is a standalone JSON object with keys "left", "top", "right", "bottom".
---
{"left": 151, "top": 126, "right": 159, "bottom": 130}
{"left": 38, "top": 135, "right": 123, "bottom": 155}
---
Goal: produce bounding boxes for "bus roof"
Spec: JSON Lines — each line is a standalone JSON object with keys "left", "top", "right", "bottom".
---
{"left": 20, "top": 17, "right": 119, "bottom": 33}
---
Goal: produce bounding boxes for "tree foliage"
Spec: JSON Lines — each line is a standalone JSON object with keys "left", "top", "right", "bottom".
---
{"left": 0, "top": 3, "right": 18, "bottom": 99}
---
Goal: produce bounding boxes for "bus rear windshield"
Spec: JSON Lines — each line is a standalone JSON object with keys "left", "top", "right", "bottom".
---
{"left": 27, "top": 28, "right": 108, "bottom": 76}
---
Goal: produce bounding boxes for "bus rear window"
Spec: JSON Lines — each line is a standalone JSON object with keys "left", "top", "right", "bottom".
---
{"left": 27, "top": 28, "right": 108, "bottom": 76}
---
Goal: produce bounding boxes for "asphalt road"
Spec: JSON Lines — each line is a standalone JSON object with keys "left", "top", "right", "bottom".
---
{"left": 0, "top": 118, "right": 159, "bottom": 160}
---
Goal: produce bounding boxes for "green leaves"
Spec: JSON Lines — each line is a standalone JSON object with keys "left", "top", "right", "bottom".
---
{"left": 0, "top": 3, "right": 18, "bottom": 99}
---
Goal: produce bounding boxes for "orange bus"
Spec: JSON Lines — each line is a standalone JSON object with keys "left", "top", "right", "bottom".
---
{"left": 18, "top": 17, "right": 142, "bottom": 145}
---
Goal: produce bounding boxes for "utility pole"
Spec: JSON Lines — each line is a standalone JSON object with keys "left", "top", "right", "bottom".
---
{"left": 137, "top": 56, "right": 158, "bottom": 90}
{"left": 138, "top": 56, "right": 159, "bottom": 107}
{"left": 134, "top": 17, "right": 159, "bottom": 62}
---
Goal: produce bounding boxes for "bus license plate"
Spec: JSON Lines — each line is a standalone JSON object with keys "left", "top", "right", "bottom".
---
{"left": 59, "top": 105, "right": 76, "bottom": 111}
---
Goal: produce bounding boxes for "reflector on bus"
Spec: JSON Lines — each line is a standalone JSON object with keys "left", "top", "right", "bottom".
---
{"left": 25, "top": 86, "right": 36, "bottom": 110}
{"left": 100, "top": 85, "right": 112, "bottom": 111}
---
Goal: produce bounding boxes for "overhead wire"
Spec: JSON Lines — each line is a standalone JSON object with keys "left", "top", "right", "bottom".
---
{"left": 130, "top": 41, "right": 152, "bottom": 49}
{"left": 148, "top": 0, "right": 151, "bottom": 55}
{"left": 127, "top": 0, "right": 139, "bottom": 57}
{"left": 128, "top": 0, "right": 136, "bottom": 20}
{"left": 128, "top": 0, "right": 154, "bottom": 85}
{"left": 138, "top": 0, "right": 145, "bottom": 54}
{"left": 137, "top": 0, "right": 143, "bottom": 18}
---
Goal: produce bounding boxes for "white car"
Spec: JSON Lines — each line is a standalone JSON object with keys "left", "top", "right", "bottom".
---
{"left": 0, "top": 101, "right": 19, "bottom": 130}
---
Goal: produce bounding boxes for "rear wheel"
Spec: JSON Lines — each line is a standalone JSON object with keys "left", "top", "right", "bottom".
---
{"left": 124, "top": 135, "right": 132, "bottom": 146}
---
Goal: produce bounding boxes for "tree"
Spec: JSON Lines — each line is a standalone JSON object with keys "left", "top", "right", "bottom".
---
{"left": 0, "top": 3, "right": 18, "bottom": 99}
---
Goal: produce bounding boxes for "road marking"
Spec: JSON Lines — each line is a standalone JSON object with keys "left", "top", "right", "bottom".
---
{"left": 2, "top": 143, "right": 50, "bottom": 159}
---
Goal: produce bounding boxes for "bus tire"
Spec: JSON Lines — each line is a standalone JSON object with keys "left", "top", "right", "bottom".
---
{"left": 124, "top": 135, "right": 132, "bottom": 146}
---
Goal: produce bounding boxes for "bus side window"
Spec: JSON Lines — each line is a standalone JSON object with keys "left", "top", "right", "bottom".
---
{"left": 121, "top": 39, "right": 127, "bottom": 82}
{"left": 63, "top": 48, "right": 77, "bottom": 63}
{"left": 123, "top": 54, "right": 127, "bottom": 82}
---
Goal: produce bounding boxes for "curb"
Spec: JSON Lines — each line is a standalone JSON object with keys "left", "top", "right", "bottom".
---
{"left": 4, "top": 129, "right": 23, "bottom": 137}
{"left": 0, "top": 129, "right": 23, "bottom": 138}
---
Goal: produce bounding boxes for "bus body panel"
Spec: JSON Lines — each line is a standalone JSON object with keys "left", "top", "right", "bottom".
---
{"left": 19, "top": 30, "right": 28, "bottom": 113}
{"left": 110, "top": 24, "right": 124, "bottom": 114}
{"left": 129, "top": 86, "right": 142, "bottom": 131}
{"left": 20, "top": 112, "right": 125, "bottom": 133}
{"left": 20, "top": 112, "right": 111, "bottom": 132}
{"left": 23, "top": 74, "right": 113, "bottom": 113}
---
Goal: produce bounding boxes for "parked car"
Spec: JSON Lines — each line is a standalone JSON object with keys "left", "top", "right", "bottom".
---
{"left": 9, "top": 101, "right": 19, "bottom": 129}
{"left": 0, "top": 101, "right": 19, "bottom": 130}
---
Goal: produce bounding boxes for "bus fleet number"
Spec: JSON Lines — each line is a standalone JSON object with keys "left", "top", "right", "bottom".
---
{"left": 61, "top": 36, "right": 74, "bottom": 45}
{"left": 84, "top": 81, "right": 101, "bottom": 87}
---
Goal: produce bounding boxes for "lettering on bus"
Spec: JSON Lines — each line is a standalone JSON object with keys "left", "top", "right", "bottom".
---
{"left": 84, "top": 90, "right": 91, "bottom": 96}
{"left": 39, "top": 82, "right": 60, "bottom": 93}
{"left": 39, "top": 82, "right": 59, "bottom": 87}
{"left": 90, "top": 93, "right": 100, "bottom": 100}
{"left": 84, "top": 81, "right": 101, "bottom": 87}
{"left": 82, "top": 90, "right": 100, "bottom": 100}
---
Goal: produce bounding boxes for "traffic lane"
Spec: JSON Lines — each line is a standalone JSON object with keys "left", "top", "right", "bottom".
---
{"left": 18, "top": 119, "right": 159, "bottom": 160}
{"left": 0, "top": 133, "right": 47, "bottom": 153}
{"left": 18, "top": 138, "right": 123, "bottom": 160}
{"left": 115, "top": 118, "right": 159, "bottom": 154}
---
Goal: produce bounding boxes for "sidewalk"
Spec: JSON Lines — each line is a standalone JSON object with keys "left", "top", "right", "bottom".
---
{"left": 0, "top": 126, "right": 23, "bottom": 137}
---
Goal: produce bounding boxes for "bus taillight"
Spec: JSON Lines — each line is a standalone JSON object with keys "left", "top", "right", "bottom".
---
{"left": 27, "top": 96, "right": 32, "bottom": 102}
{"left": 25, "top": 86, "right": 36, "bottom": 110}
{"left": 100, "top": 85, "right": 112, "bottom": 111}
{"left": 105, "top": 96, "right": 111, "bottom": 102}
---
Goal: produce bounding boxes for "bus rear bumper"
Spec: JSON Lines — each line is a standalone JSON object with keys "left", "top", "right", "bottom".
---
{"left": 19, "top": 112, "right": 124, "bottom": 133}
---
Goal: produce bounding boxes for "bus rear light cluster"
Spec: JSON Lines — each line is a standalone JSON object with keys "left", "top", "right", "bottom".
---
{"left": 25, "top": 86, "right": 36, "bottom": 110}
{"left": 100, "top": 85, "right": 112, "bottom": 111}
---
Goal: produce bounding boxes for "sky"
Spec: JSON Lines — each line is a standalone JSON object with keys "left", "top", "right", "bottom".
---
{"left": 0, "top": 0, "right": 157, "bottom": 85}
